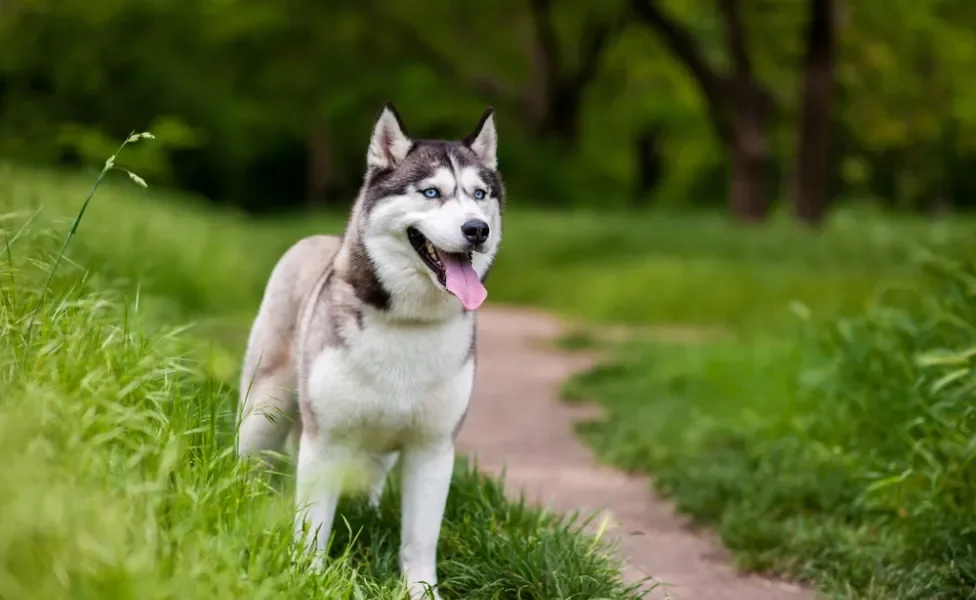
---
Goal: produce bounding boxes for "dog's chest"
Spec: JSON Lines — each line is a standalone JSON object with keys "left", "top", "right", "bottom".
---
{"left": 305, "top": 316, "right": 474, "bottom": 449}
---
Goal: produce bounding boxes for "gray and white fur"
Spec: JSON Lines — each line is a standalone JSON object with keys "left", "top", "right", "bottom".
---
{"left": 237, "top": 103, "right": 504, "bottom": 600}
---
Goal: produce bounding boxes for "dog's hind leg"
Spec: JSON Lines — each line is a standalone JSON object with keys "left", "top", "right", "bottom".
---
{"left": 237, "top": 235, "right": 341, "bottom": 464}
{"left": 367, "top": 451, "right": 399, "bottom": 509}
{"left": 293, "top": 437, "right": 346, "bottom": 568}
{"left": 237, "top": 365, "right": 297, "bottom": 463}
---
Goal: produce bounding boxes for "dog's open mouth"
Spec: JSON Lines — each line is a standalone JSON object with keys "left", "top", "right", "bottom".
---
{"left": 407, "top": 227, "right": 487, "bottom": 310}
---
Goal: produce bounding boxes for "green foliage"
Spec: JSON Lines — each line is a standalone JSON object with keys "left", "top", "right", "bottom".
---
{"left": 565, "top": 250, "right": 976, "bottom": 598}
{"left": 837, "top": 0, "right": 976, "bottom": 209}
{"left": 0, "top": 164, "right": 642, "bottom": 599}
{"left": 489, "top": 206, "right": 975, "bottom": 330}
{"left": 4, "top": 0, "right": 976, "bottom": 211}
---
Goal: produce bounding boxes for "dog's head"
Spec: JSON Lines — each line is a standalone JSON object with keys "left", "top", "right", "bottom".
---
{"left": 357, "top": 103, "right": 504, "bottom": 314}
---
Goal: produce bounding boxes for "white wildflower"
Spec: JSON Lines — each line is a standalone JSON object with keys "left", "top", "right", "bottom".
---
{"left": 126, "top": 132, "right": 156, "bottom": 143}
{"left": 127, "top": 171, "right": 148, "bottom": 188}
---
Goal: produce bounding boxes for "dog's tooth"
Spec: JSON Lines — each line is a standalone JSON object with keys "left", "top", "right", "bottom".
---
{"left": 424, "top": 240, "right": 438, "bottom": 262}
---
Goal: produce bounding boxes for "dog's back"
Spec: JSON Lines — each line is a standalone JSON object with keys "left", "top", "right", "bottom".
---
{"left": 237, "top": 234, "right": 341, "bottom": 459}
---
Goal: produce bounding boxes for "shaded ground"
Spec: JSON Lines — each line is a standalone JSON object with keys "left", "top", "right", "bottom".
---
{"left": 455, "top": 305, "right": 813, "bottom": 600}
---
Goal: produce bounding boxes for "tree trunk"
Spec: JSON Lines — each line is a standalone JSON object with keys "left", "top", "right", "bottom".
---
{"left": 630, "top": 0, "right": 778, "bottom": 221}
{"left": 305, "top": 125, "right": 333, "bottom": 207}
{"left": 728, "top": 78, "right": 773, "bottom": 223}
{"left": 791, "top": 0, "right": 836, "bottom": 226}
{"left": 540, "top": 84, "right": 582, "bottom": 144}
{"left": 525, "top": 0, "right": 621, "bottom": 146}
{"left": 729, "top": 136, "right": 772, "bottom": 222}
{"left": 634, "top": 124, "right": 663, "bottom": 206}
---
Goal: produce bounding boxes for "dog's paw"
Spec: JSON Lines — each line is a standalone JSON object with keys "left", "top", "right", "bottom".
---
{"left": 406, "top": 581, "right": 443, "bottom": 600}
{"left": 308, "top": 552, "right": 326, "bottom": 573}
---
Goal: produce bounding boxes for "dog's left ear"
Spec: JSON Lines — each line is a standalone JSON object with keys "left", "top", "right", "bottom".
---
{"left": 462, "top": 107, "right": 497, "bottom": 170}
{"left": 368, "top": 102, "right": 413, "bottom": 170}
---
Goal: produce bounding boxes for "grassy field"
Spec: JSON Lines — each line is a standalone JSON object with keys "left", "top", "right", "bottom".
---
{"left": 562, "top": 249, "right": 976, "bottom": 597}
{"left": 0, "top": 162, "right": 644, "bottom": 599}
{"left": 3, "top": 158, "right": 974, "bottom": 599}
{"left": 493, "top": 206, "right": 972, "bottom": 331}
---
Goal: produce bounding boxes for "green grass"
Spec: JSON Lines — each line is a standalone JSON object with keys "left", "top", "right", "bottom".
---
{"left": 490, "top": 206, "right": 974, "bottom": 331}
{"left": 564, "top": 250, "right": 976, "bottom": 599}
{"left": 4, "top": 159, "right": 976, "bottom": 599}
{"left": 0, "top": 161, "right": 644, "bottom": 599}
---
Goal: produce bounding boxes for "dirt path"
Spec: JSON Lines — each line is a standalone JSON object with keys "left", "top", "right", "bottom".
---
{"left": 455, "top": 306, "right": 814, "bottom": 600}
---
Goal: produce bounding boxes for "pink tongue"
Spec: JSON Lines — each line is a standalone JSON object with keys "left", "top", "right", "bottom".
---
{"left": 442, "top": 253, "right": 487, "bottom": 310}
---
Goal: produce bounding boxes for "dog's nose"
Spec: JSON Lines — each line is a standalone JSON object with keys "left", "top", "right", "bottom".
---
{"left": 461, "top": 219, "right": 490, "bottom": 245}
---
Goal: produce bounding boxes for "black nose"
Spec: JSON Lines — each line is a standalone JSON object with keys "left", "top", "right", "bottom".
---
{"left": 461, "top": 219, "right": 490, "bottom": 245}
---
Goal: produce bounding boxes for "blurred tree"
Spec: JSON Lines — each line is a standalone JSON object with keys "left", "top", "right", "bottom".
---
{"left": 791, "top": 0, "right": 837, "bottom": 226}
{"left": 836, "top": 0, "right": 976, "bottom": 212}
{"left": 523, "top": 0, "right": 626, "bottom": 144}
{"left": 629, "top": 0, "right": 777, "bottom": 222}
{"left": 3, "top": 0, "right": 976, "bottom": 217}
{"left": 633, "top": 124, "right": 664, "bottom": 205}
{"left": 224, "top": 0, "right": 381, "bottom": 207}
{"left": 376, "top": 0, "right": 625, "bottom": 146}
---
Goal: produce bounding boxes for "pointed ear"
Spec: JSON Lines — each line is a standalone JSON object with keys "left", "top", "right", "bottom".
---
{"left": 462, "top": 107, "right": 497, "bottom": 170}
{"left": 367, "top": 102, "right": 412, "bottom": 170}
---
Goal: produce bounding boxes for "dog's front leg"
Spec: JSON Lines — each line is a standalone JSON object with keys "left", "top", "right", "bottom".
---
{"left": 293, "top": 436, "right": 344, "bottom": 569}
{"left": 400, "top": 441, "right": 453, "bottom": 600}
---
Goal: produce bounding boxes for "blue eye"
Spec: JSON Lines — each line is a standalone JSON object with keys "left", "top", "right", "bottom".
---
{"left": 422, "top": 188, "right": 440, "bottom": 199}
{"left": 473, "top": 188, "right": 486, "bottom": 200}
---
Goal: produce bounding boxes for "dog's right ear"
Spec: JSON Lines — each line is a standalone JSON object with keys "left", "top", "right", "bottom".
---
{"left": 367, "top": 102, "right": 412, "bottom": 170}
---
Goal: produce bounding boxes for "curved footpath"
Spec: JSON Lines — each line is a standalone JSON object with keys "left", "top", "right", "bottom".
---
{"left": 455, "top": 306, "right": 814, "bottom": 600}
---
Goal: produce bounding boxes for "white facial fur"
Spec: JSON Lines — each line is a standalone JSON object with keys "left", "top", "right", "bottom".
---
{"left": 364, "top": 167, "right": 502, "bottom": 319}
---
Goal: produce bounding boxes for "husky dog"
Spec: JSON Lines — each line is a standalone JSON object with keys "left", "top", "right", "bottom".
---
{"left": 236, "top": 103, "right": 503, "bottom": 599}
